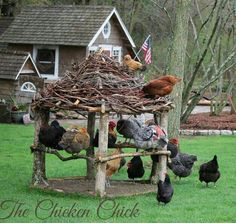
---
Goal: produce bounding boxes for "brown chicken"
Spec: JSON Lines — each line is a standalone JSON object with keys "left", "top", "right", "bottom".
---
{"left": 106, "top": 147, "right": 122, "bottom": 187}
{"left": 58, "top": 127, "right": 90, "bottom": 155}
{"left": 123, "top": 54, "right": 146, "bottom": 71}
{"left": 142, "top": 75, "right": 181, "bottom": 97}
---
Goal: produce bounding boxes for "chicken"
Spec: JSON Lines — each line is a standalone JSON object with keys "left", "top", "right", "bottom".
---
{"left": 58, "top": 127, "right": 90, "bottom": 155}
{"left": 133, "top": 124, "right": 168, "bottom": 149}
{"left": 38, "top": 120, "right": 66, "bottom": 150}
{"left": 106, "top": 147, "right": 122, "bottom": 187}
{"left": 157, "top": 174, "right": 174, "bottom": 205}
{"left": 116, "top": 118, "right": 142, "bottom": 142}
{"left": 151, "top": 138, "right": 179, "bottom": 162}
{"left": 199, "top": 155, "right": 220, "bottom": 187}
{"left": 168, "top": 152, "right": 197, "bottom": 180}
{"left": 127, "top": 156, "right": 145, "bottom": 181}
{"left": 142, "top": 75, "right": 181, "bottom": 98}
{"left": 118, "top": 155, "right": 126, "bottom": 172}
{"left": 123, "top": 54, "right": 146, "bottom": 71}
{"left": 93, "top": 121, "right": 117, "bottom": 148}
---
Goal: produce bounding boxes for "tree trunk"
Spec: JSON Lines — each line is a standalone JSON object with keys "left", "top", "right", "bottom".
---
{"left": 32, "top": 108, "right": 49, "bottom": 186}
{"left": 86, "top": 112, "right": 96, "bottom": 179}
{"left": 167, "top": 0, "right": 191, "bottom": 138}
{"left": 95, "top": 112, "right": 109, "bottom": 197}
{"left": 231, "top": 82, "right": 236, "bottom": 114}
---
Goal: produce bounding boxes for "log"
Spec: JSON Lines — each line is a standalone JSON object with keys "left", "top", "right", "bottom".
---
{"left": 96, "top": 150, "right": 170, "bottom": 163}
{"left": 86, "top": 112, "right": 96, "bottom": 179}
{"left": 95, "top": 110, "right": 109, "bottom": 197}
{"left": 32, "top": 108, "right": 49, "bottom": 187}
{"left": 158, "top": 112, "right": 169, "bottom": 182}
{"left": 150, "top": 111, "right": 169, "bottom": 184}
{"left": 31, "top": 146, "right": 95, "bottom": 162}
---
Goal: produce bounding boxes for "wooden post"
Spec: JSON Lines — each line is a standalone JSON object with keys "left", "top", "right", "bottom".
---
{"left": 95, "top": 110, "right": 109, "bottom": 197}
{"left": 32, "top": 108, "right": 49, "bottom": 186}
{"left": 158, "top": 111, "right": 169, "bottom": 181}
{"left": 86, "top": 112, "right": 96, "bottom": 180}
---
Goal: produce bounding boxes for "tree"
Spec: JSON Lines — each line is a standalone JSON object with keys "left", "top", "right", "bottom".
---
{"left": 181, "top": 0, "right": 236, "bottom": 122}
{"left": 166, "top": 0, "right": 192, "bottom": 138}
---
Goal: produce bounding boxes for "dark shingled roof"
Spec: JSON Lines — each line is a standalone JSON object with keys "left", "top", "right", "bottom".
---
{"left": 0, "top": 5, "right": 114, "bottom": 46}
{"left": 0, "top": 50, "right": 29, "bottom": 80}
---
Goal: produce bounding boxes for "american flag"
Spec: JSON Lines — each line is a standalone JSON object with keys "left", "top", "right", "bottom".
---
{"left": 141, "top": 35, "right": 152, "bottom": 64}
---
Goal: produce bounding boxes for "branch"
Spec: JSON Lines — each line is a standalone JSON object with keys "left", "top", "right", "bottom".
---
{"left": 150, "top": 0, "right": 174, "bottom": 35}
{"left": 96, "top": 150, "right": 171, "bottom": 163}
{"left": 31, "top": 146, "right": 95, "bottom": 162}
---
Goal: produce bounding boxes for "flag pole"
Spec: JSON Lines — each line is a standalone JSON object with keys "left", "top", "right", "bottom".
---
{"left": 134, "top": 34, "right": 151, "bottom": 60}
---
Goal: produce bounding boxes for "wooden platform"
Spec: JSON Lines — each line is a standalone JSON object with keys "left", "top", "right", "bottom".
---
{"left": 33, "top": 177, "right": 156, "bottom": 197}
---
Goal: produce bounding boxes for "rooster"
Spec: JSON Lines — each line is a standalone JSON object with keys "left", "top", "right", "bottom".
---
{"left": 123, "top": 54, "right": 146, "bottom": 71}
{"left": 93, "top": 121, "right": 117, "bottom": 148}
{"left": 59, "top": 127, "right": 90, "bottom": 155}
{"left": 157, "top": 174, "right": 174, "bottom": 205}
{"left": 133, "top": 124, "right": 168, "bottom": 150}
{"left": 38, "top": 120, "right": 66, "bottom": 150}
{"left": 142, "top": 75, "right": 181, "bottom": 98}
{"left": 116, "top": 118, "right": 142, "bottom": 143}
{"left": 199, "top": 155, "right": 220, "bottom": 187}
{"left": 106, "top": 147, "right": 122, "bottom": 187}
{"left": 127, "top": 156, "right": 145, "bottom": 181}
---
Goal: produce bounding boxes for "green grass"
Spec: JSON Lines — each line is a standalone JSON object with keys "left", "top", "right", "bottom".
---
{"left": 0, "top": 123, "right": 236, "bottom": 223}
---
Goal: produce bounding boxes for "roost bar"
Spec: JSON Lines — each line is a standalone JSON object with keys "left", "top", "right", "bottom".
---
{"left": 30, "top": 53, "right": 174, "bottom": 197}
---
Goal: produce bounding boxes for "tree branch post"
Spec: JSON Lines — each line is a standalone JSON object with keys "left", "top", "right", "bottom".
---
{"left": 86, "top": 112, "right": 96, "bottom": 179}
{"left": 158, "top": 112, "right": 168, "bottom": 182}
{"left": 31, "top": 108, "right": 49, "bottom": 187}
{"left": 95, "top": 109, "right": 109, "bottom": 197}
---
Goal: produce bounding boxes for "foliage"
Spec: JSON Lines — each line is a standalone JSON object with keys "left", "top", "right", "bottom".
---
{"left": 0, "top": 124, "right": 236, "bottom": 223}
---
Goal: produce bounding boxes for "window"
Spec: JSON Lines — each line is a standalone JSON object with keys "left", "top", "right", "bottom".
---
{"left": 88, "top": 45, "right": 122, "bottom": 63}
{"left": 102, "top": 22, "right": 111, "bottom": 39}
{"left": 21, "top": 82, "right": 36, "bottom": 93}
{"left": 33, "top": 45, "right": 59, "bottom": 80}
{"left": 112, "top": 47, "right": 121, "bottom": 63}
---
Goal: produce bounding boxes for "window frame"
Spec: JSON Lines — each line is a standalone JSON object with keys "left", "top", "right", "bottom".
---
{"left": 33, "top": 45, "right": 59, "bottom": 80}
{"left": 20, "top": 82, "right": 36, "bottom": 93}
{"left": 102, "top": 21, "right": 111, "bottom": 39}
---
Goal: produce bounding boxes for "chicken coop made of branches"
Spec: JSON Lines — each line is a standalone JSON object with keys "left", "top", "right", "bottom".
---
{"left": 30, "top": 53, "right": 174, "bottom": 197}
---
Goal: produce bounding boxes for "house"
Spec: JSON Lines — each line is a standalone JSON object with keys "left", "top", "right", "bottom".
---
{"left": 0, "top": 5, "right": 136, "bottom": 81}
{"left": 0, "top": 49, "right": 43, "bottom": 104}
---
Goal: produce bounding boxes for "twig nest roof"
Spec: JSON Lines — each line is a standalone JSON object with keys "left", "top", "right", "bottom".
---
{"left": 31, "top": 53, "right": 174, "bottom": 114}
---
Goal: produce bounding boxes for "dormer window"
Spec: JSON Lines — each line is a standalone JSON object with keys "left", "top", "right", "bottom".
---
{"left": 102, "top": 22, "right": 111, "bottom": 39}
{"left": 21, "top": 82, "right": 36, "bottom": 92}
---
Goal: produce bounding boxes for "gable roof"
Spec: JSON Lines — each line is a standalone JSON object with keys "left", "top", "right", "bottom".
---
{"left": 0, "top": 49, "right": 40, "bottom": 80}
{"left": 0, "top": 5, "right": 135, "bottom": 47}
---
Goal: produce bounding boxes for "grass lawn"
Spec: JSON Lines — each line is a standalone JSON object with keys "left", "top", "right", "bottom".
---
{"left": 0, "top": 123, "right": 236, "bottom": 223}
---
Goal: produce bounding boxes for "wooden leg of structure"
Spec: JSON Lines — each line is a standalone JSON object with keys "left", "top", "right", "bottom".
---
{"left": 150, "top": 160, "right": 158, "bottom": 184}
{"left": 158, "top": 111, "right": 168, "bottom": 181}
{"left": 32, "top": 109, "right": 49, "bottom": 186}
{"left": 86, "top": 112, "right": 96, "bottom": 180}
{"left": 95, "top": 112, "right": 109, "bottom": 197}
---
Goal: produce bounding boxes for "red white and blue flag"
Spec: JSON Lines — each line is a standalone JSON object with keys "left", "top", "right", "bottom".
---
{"left": 141, "top": 35, "right": 152, "bottom": 64}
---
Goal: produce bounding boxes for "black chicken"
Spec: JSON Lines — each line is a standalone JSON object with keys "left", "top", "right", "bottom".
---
{"left": 168, "top": 152, "right": 197, "bottom": 180}
{"left": 151, "top": 138, "right": 179, "bottom": 162}
{"left": 93, "top": 121, "right": 117, "bottom": 148}
{"left": 199, "top": 155, "right": 220, "bottom": 187}
{"left": 38, "top": 120, "right": 66, "bottom": 150}
{"left": 157, "top": 174, "right": 174, "bottom": 205}
{"left": 127, "top": 156, "right": 145, "bottom": 180}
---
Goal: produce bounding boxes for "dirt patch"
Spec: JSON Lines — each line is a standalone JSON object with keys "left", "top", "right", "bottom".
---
{"left": 36, "top": 177, "right": 156, "bottom": 197}
{"left": 181, "top": 112, "right": 236, "bottom": 130}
